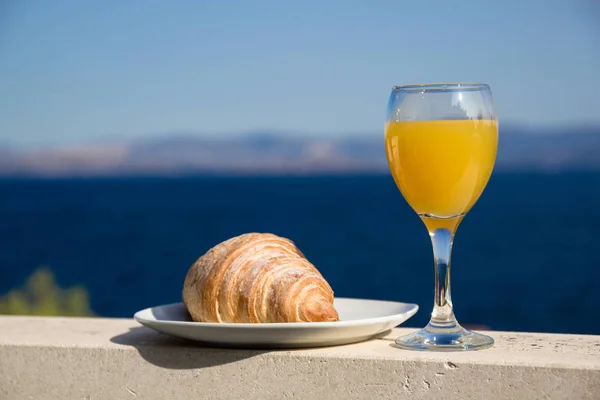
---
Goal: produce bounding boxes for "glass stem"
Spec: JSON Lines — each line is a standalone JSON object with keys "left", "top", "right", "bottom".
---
{"left": 429, "top": 228, "right": 458, "bottom": 328}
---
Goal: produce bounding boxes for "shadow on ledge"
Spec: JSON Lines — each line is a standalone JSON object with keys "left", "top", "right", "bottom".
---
{"left": 110, "top": 327, "right": 269, "bottom": 370}
{"left": 110, "top": 326, "right": 398, "bottom": 370}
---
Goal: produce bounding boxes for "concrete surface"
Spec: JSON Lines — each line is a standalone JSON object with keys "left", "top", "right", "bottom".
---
{"left": 0, "top": 316, "right": 599, "bottom": 399}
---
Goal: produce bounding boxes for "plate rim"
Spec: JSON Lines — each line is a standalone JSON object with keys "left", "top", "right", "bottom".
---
{"left": 134, "top": 297, "right": 419, "bottom": 330}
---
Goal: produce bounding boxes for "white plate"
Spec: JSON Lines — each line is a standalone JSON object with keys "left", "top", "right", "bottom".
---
{"left": 134, "top": 298, "right": 418, "bottom": 349}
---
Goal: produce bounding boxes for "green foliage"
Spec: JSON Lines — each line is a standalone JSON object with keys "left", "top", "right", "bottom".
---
{"left": 0, "top": 267, "right": 95, "bottom": 317}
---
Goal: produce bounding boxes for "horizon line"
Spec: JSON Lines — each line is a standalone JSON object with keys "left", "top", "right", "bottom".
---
{"left": 2, "top": 119, "right": 600, "bottom": 150}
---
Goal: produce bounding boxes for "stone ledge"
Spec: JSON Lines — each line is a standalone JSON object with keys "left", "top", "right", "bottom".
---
{"left": 0, "top": 316, "right": 599, "bottom": 399}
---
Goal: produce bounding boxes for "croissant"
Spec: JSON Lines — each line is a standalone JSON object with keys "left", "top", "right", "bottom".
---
{"left": 182, "top": 233, "right": 339, "bottom": 323}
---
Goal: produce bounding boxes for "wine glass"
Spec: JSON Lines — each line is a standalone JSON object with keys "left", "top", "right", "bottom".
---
{"left": 385, "top": 83, "right": 498, "bottom": 351}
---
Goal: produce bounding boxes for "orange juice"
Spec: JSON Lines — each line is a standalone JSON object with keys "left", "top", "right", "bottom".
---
{"left": 385, "top": 120, "right": 498, "bottom": 231}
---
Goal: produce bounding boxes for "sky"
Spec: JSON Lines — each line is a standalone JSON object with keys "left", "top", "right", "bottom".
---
{"left": 0, "top": 0, "right": 599, "bottom": 148}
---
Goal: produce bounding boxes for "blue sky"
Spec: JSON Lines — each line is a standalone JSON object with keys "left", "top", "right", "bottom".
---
{"left": 0, "top": 0, "right": 598, "bottom": 147}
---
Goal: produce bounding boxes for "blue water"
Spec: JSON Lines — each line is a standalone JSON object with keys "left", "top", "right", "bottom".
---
{"left": 1, "top": 173, "right": 599, "bottom": 334}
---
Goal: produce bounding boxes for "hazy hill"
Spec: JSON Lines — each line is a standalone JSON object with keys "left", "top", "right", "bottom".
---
{"left": 495, "top": 124, "right": 600, "bottom": 171}
{"left": 0, "top": 125, "right": 598, "bottom": 177}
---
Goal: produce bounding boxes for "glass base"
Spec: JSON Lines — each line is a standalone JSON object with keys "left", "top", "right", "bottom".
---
{"left": 394, "top": 322, "right": 494, "bottom": 352}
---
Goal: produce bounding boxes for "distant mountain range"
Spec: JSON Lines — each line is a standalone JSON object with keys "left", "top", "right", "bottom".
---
{"left": 1, "top": 124, "right": 599, "bottom": 177}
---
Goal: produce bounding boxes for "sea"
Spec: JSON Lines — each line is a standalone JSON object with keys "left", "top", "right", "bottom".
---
{"left": 1, "top": 172, "right": 599, "bottom": 335}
